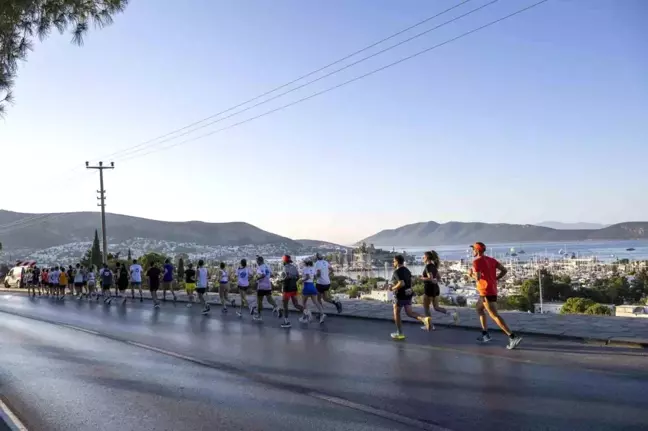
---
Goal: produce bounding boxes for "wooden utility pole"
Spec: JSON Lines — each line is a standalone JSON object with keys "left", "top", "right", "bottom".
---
{"left": 86, "top": 161, "right": 114, "bottom": 264}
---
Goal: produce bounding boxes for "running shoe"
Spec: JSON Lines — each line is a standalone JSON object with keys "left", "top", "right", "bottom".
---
{"left": 299, "top": 315, "right": 308, "bottom": 323}
{"left": 281, "top": 320, "right": 291, "bottom": 329}
{"left": 506, "top": 335, "right": 522, "bottom": 350}
{"left": 319, "top": 313, "right": 327, "bottom": 324}
{"left": 452, "top": 311, "right": 460, "bottom": 324}
{"left": 272, "top": 306, "right": 280, "bottom": 317}
{"left": 253, "top": 314, "right": 263, "bottom": 322}
{"left": 154, "top": 303, "right": 160, "bottom": 309}
{"left": 201, "top": 306, "right": 210, "bottom": 315}
{"left": 477, "top": 333, "right": 492, "bottom": 343}
{"left": 186, "top": 303, "right": 193, "bottom": 308}
{"left": 221, "top": 307, "right": 228, "bottom": 314}
{"left": 139, "top": 296, "right": 143, "bottom": 303}
{"left": 230, "top": 299, "right": 236, "bottom": 308}
{"left": 172, "top": 295, "right": 177, "bottom": 303}
{"left": 335, "top": 300, "right": 343, "bottom": 314}
{"left": 390, "top": 332, "right": 406, "bottom": 340}
{"left": 420, "top": 322, "right": 435, "bottom": 331}
{"left": 236, "top": 310, "right": 243, "bottom": 318}
{"left": 249, "top": 305, "right": 256, "bottom": 315}
{"left": 422, "top": 317, "right": 432, "bottom": 331}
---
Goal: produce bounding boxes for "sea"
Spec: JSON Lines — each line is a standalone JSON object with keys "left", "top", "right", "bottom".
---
{"left": 377, "top": 240, "right": 648, "bottom": 262}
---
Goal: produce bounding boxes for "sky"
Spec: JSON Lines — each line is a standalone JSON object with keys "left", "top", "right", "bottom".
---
{"left": 1, "top": 0, "right": 647, "bottom": 244}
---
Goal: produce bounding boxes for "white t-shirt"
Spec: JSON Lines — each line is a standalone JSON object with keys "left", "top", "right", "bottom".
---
{"left": 237, "top": 267, "right": 250, "bottom": 287}
{"left": 302, "top": 267, "right": 315, "bottom": 284}
{"left": 256, "top": 263, "right": 272, "bottom": 291}
{"left": 87, "top": 271, "right": 96, "bottom": 282}
{"left": 130, "top": 264, "right": 143, "bottom": 282}
{"left": 74, "top": 269, "right": 84, "bottom": 283}
{"left": 219, "top": 269, "right": 229, "bottom": 283}
{"left": 197, "top": 267, "right": 208, "bottom": 288}
{"left": 314, "top": 260, "right": 330, "bottom": 285}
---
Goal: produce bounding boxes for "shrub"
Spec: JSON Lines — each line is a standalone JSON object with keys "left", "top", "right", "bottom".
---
{"left": 584, "top": 304, "right": 612, "bottom": 316}
{"left": 561, "top": 297, "right": 596, "bottom": 314}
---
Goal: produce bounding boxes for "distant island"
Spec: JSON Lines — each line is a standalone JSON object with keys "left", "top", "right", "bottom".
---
{"left": 358, "top": 221, "right": 648, "bottom": 247}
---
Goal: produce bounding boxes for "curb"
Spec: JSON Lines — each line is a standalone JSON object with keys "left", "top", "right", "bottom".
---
{"left": 1, "top": 288, "right": 646, "bottom": 349}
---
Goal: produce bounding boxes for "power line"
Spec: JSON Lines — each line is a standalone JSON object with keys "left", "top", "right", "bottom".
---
{"left": 94, "top": 0, "right": 476, "bottom": 161}
{"left": 115, "top": 0, "right": 550, "bottom": 163}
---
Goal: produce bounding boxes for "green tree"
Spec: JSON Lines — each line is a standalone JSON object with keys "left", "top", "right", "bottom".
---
{"left": 177, "top": 257, "right": 185, "bottom": 280}
{"left": 347, "top": 286, "right": 360, "bottom": 299}
{"left": 1, "top": 0, "right": 129, "bottom": 115}
{"left": 127, "top": 248, "right": 132, "bottom": 261}
{"left": 520, "top": 278, "right": 539, "bottom": 306}
{"left": 561, "top": 297, "right": 596, "bottom": 314}
{"left": 91, "top": 229, "right": 102, "bottom": 268}
{"left": 584, "top": 304, "right": 612, "bottom": 316}
{"left": 506, "top": 295, "right": 531, "bottom": 312}
{"left": 138, "top": 252, "right": 167, "bottom": 268}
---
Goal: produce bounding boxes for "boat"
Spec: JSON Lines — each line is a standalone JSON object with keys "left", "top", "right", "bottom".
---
{"left": 626, "top": 248, "right": 635, "bottom": 251}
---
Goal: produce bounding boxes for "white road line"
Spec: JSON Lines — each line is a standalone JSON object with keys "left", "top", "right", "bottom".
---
{"left": 125, "top": 341, "right": 211, "bottom": 366}
{"left": 308, "top": 392, "right": 453, "bottom": 431}
{"left": 61, "top": 324, "right": 100, "bottom": 335}
{"left": 0, "top": 399, "right": 28, "bottom": 431}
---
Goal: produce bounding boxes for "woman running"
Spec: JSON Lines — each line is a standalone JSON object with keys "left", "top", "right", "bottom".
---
{"left": 420, "top": 251, "right": 459, "bottom": 330}
{"left": 117, "top": 262, "right": 130, "bottom": 304}
{"left": 235, "top": 259, "right": 255, "bottom": 317}
{"left": 300, "top": 259, "right": 325, "bottom": 323}
{"left": 218, "top": 262, "right": 231, "bottom": 313}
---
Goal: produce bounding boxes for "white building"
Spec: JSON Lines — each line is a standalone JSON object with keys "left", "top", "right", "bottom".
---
{"left": 615, "top": 305, "right": 648, "bottom": 318}
{"left": 360, "top": 290, "right": 393, "bottom": 302}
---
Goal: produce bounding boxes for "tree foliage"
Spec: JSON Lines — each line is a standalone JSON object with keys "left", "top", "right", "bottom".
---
{"left": 138, "top": 252, "right": 167, "bottom": 269}
{"left": 91, "top": 229, "right": 102, "bottom": 267}
{"left": 561, "top": 297, "right": 596, "bottom": 314}
{"left": 0, "top": 0, "right": 129, "bottom": 115}
{"left": 584, "top": 304, "right": 612, "bottom": 316}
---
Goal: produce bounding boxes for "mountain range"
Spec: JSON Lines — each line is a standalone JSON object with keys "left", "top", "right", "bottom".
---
{"left": 536, "top": 221, "right": 609, "bottom": 230}
{"left": 358, "top": 221, "right": 648, "bottom": 246}
{"left": 0, "top": 210, "right": 297, "bottom": 250}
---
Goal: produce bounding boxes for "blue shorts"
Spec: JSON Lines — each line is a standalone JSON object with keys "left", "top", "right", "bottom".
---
{"left": 302, "top": 282, "right": 317, "bottom": 296}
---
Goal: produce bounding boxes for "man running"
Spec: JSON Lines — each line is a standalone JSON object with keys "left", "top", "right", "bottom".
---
{"left": 300, "top": 259, "right": 325, "bottom": 323}
{"left": 253, "top": 256, "right": 278, "bottom": 322}
{"left": 390, "top": 254, "right": 431, "bottom": 340}
{"left": 279, "top": 255, "right": 304, "bottom": 328}
{"left": 87, "top": 265, "right": 97, "bottom": 300}
{"left": 73, "top": 263, "right": 85, "bottom": 298}
{"left": 218, "top": 262, "right": 231, "bottom": 313}
{"left": 470, "top": 242, "right": 522, "bottom": 350}
{"left": 129, "top": 259, "right": 144, "bottom": 302}
{"left": 99, "top": 263, "right": 113, "bottom": 303}
{"left": 41, "top": 268, "right": 49, "bottom": 296}
{"left": 420, "top": 251, "right": 459, "bottom": 330}
{"left": 195, "top": 259, "right": 210, "bottom": 314}
{"left": 48, "top": 266, "right": 58, "bottom": 297}
{"left": 147, "top": 262, "right": 162, "bottom": 309}
{"left": 161, "top": 258, "right": 177, "bottom": 302}
{"left": 116, "top": 262, "right": 129, "bottom": 304}
{"left": 235, "top": 259, "right": 255, "bottom": 317}
{"left": 184, "top": 262, "right": 197, "bottom": 308}
{"left": 66, "top": 265, "right": 74, "bottom": 296}
{"left": 314, "top": 253, "right": 342, "bottom": 314}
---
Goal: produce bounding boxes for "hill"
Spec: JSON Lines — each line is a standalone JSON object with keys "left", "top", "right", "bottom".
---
{"left": 296, "top": 239, "right": 349, "bottom": 249}
{"left": 537, "top": 221, "right": 608, "bottom": 230}
{"left": 0, "top": 210, "right": 298, "bottom": 250}
{"left": 358, "top": 221, "right": 648, "bottom": 246}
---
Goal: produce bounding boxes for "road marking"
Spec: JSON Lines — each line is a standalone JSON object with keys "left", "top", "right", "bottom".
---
{"left": 308, "top": 392, "right": 453, "bottom": 431}
{"left": 125, "top": 341, "right": 211, "bottom": 367}
{"left": 0, "top": 398, "right": 28, "bottom": 431}
{"left": 61, "top": 324, "right": 100, "bottom": 335}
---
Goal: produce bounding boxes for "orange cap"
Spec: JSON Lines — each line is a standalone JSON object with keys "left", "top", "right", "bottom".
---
{"left": 472, "top": 242, "right": 486, "bottom": 253}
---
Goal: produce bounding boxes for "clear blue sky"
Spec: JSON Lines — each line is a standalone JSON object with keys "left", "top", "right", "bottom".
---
{"left": 1, "top": 0, "right": 646, "bottom": 244}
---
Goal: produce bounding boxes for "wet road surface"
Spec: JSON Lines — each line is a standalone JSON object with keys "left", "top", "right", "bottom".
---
{"left": 0, "top": 293, "right": 647, "bottom": 431}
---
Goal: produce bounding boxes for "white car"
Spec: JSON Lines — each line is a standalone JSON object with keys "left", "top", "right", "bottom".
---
{"left": 3, "top": 265, "right": 29, "bottom": 288}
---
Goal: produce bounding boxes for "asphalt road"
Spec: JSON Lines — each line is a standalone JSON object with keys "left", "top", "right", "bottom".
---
{"left": 0, "top": 292, "right": 647, "bottom": 431}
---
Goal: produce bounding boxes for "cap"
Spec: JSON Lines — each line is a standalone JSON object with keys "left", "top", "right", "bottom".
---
{"left": 471, "top": 242, "right": 486, "bottom": 253}
{"left": 282, "top": 255, "right": 291, "bottom": 263}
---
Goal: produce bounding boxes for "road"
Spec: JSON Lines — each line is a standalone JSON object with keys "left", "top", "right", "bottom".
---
{"left": 0, "top": 293, "right": 647, "bottom": 431}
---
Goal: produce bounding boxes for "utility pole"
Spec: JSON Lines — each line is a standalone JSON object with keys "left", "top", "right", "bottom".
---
{"left": 86, "top": 161, "right": 114, "bottom": 264}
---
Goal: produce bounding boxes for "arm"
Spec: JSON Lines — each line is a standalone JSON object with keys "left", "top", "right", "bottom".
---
{"left": 470, "top": 261, "right": 481, "bottom": 281}
{"left": 496, "top": 262, "right": 508, "bottom": 280}
{"left": 390, "top": 271, "right": 402, "bottom": 292}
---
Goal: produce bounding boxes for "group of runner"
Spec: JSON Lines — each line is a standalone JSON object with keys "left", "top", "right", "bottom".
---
{"left": 20, "top": 242, "right": 522, "bottom": 349}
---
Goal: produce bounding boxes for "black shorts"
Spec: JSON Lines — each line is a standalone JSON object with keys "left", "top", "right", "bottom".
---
{"left": 481, "top": 295, "right": 498, "bottom": 303}
{"left": 316, "top": 284, "right": 331, "bottom": 293}
{"left": 424, "top": 284, "right": 440, "bottom": 297}
{"left": 74, "top": 282, "right": 84, "bottom": 288}
{"left": 257, "top": 289, "right": 272, "bottom": 297}
{"left": 118, "top": 284, "right": 128, "bottom": 291}
{"left": 196, "top": 287, "right": 206, "bottom": 294}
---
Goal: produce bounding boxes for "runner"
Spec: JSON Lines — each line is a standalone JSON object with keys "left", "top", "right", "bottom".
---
{"left": 279, "top": 255, "right": 304, "bottom": 328}
{"left": 147, "top": 261, "right": 162, "bottom": 309}
{"left": 66, "top": 265, "right": 74, "bottom": 296}
{"left": 87, "top": 265, "right": 97, "bottom": 300}
{"left": 41, "top": 268, "right": 49, "bottom": 296}
{"left": 389, "top": 254, "right": 431, "bottom": 340}
{"left": 28, "top": 266, "right": 40, "bottom": 297}
{"left": 58, "top": 265, "right": 68, "bottom": 300}
{"left": 73, "top": 263, "right": 85, "bottom": 298}
{"left": 315, "top": 253, "right": 342, "bottom": 314}
{"left": 253, "top": 256, "right": 278, "bottom": 322}
{"left": 48, "top": 266, "right": 58, "bottom": 297}
{"left": 117, "top": 262, "right": 129, "bottom": 304}
{"left": 235, "top": 259, "right": 255, "bottom": 317}
{"left": 99, "top": 263, "right": 113, "bottom": 303}
{"left": 129, "top": 259, "right": 144, "bottom": 302}
{"left": 195, "top": 259, "right": 210, "bottom": 314}
{"left": 161, "top": 258, "right": 177, "bottom": 302}
{"left": 300, "top": 259, "right": 325, "bottom": 323}
{"left": 420, "top": 251, "right": 459, "bottom": 330}
{"left": 217, "top": 262, "right": 231, "bottom": 313}
{"left": 469, "top": 242, "right": 522, "bottom": 350}
{"left": 184, "top": 263, "right": 196, "bottom": 308}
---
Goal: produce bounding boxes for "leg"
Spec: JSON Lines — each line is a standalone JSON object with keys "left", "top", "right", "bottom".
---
{"left": 256, "top": 293, "right": 263, "bottom": 316}
{"left": 393, "top": 303, "right": 403, "bottom": 335}
{"left": 152, "top": 290, "right": 159, "bottom": 306}
{"left": 432, "top": 296, "right": 448, "bottom": 314}
{"left": 423, "top": 295, "right": 431, "bottom": 317}
{"left": 482, "top": 299, "right": 512, "bottom": 336}
{"left": 291, "top": 295, "right": 304, "bottom": 313}
{"left": 404, "top": 305, "right": 431, "bottom": 330}
{"left": 138, "top": 284, "right": 143, "bottom": 301}
{"left": 283, "top": 297, "right": 289, "bottom": 319}
{"left": 476, "top": 297, "right": 489, "bottom": 332}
